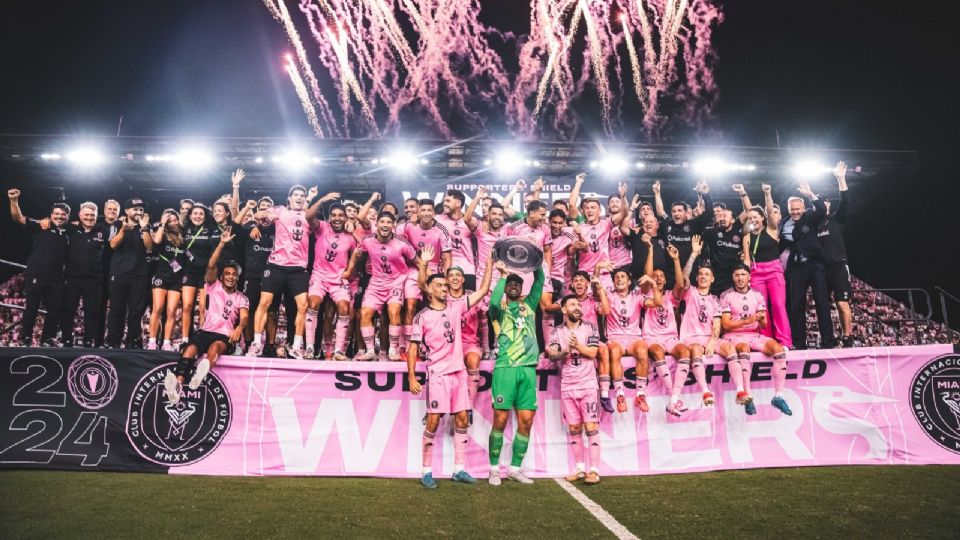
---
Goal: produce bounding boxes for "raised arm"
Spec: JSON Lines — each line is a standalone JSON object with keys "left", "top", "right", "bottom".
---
{"left": 524, "top": 266, "right": 545, "bottom": 310}
{"left": 234, "top": 199, "right": 257, "bottom": 226}
{"left": 341, "top": 246, "right": 363, "bottom": 281}
{"left": 652, "top": 180, "right": 667, "bottom": 220}
{"left": 732, "top": 184, "right": 752, "bottom": 223}
{"left": 502, "top": 179, "right": 524, "bottom": 219}
{"left": 797, "top": 180, "right": 825, "bottom": 227}
{"left": 611, "top": 182, "right": 630, "bottom": 226}
{"left": 681, "top": 235, "right": 703, "bottom": 289}
{"left": 354, "top": 192, "right": 380, "bottom": 230}
{"left": 468, "top": 254, "right": 499, "bottom": 307}
{"left": 667, "top": 244, "right": 684, "bottom": 299}
{"left": 416, "top": 244, "right": 435, "bottom": 292}
{"left": 139, "top": 213, "right": 154, "bottom": 251}
{"left": 110, "top": 217, "right": 132, "bottom": 249}
{"left": 529, "top": 177, "right": 544, "bottom": 204}
{"left": 489, "top": 274, "right": 506, "bottom": 318}
{"left": 204, "top": 228, "right": 232, "bottom": 284}
{"left": 760, "top": 183, "right": 779, "bottom": 229}
{"left": 567, "top": 173, "right": 586, "bottom": 219}
{"left": 463, "top": 186, "right": 486, "bottom": 231}
{"left": 229, "top": 169, "right": 244, "bottom": 221}
{"left": 591, "top": 272, "right": 610, "bottom": 316}
{"left": 152, "top": 214, "right": 169, "bottom": 245}
{"left": 642, "top": 233, "right": 654, "bottom": 278}
{"left": 833, "top": 161, "right": 849, "bottom": 223}
{"left": 639, "top": 275, "right": 661, "bottom": 307}
{"left": 7, "top": 189, "right": 26, "bottom": 225}
{"left": 689, "top": 182, "right": 714, "bottom": 231}
{"left": 306, "top": 190, "right": 342, "bottom": 222}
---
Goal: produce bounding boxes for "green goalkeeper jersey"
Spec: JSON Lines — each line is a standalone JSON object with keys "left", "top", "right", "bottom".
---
{"left": 489, "top": 267, "right": 544, "bottom": 368}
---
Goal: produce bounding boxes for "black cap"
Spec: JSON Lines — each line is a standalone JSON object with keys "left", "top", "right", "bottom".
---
{"left": 124, "top": 198, "right": 145, "bottom": 210}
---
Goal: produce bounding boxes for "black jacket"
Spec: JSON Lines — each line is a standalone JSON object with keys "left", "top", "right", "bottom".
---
{"left": 779, "top": 197, "right": 826, "bottom": 270}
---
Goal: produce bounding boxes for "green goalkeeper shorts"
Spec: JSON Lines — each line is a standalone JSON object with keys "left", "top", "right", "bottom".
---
{"left": 491, "top": 366, "right": 538, "bottom": 411}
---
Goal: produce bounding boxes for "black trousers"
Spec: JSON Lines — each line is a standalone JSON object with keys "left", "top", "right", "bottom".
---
{"left": 61, "top": 276, "right": 103, "bottom": 345}
{"left": 106, "top": 274, "right": 148, "bottom": 346}
{"left": 787, "top": 259, "right": 835, "bottom": 348}
{"left": 22, "top": 274, "right": 63, "bottom": 343}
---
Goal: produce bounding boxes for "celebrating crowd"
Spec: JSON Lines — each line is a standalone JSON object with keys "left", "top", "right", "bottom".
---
{"left": 6, "top": 163, "right": 855, "bottom": 486}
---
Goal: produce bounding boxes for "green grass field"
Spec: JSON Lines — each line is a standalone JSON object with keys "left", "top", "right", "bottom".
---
{"left": 2, "top": 466, "right": 959, "bottom": 539}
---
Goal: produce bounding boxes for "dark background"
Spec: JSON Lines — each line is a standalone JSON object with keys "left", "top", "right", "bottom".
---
{"left": 0, "top": 1, "right": 957, "bottom": 305}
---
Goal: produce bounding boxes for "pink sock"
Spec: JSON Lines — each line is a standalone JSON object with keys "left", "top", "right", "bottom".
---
{"left": 388, "top": 325, "right": 401, "bottom": 352}
{"left": 454, "top": 426, "right": 468, "bottom": 468}
{"left": 726, "top": 355, "right": 744, "bottom": 392}
{"left": 613, "top": 378, "right": 624, "bottom": 397}
{"left": 636, "top": 370, "right": 648, "bottom": 395}
{"left": 691, "top": 357, "right": 709, "bottom": 392}
{"left": 739, "top": 353, "right": 752, "bottom": 394}
{"left": 478, "top": 314, "right": 489, "bottom": 351}
{"left": 305, "top": 309, "right": 318, "bottom": 349}
{"left": 655, "top": 360, "right": 674, "bottom": 393}
{"left": 586, "top": 429, "right": 601, "bottom": 472}
{"left": 773, "top": 352, "right": 787, "bottom": 394}
{"left": 402, "top": 325, "right": 413, "bottom": 353}
{"left": 422, "top": 429, "right": 436, "bottom": 470}
{"left": 361, "top": 326, "right": 375, "bottom": 352}
{"left": 671, "top": 359, "right": 690, "bottom": 402}
{"left": 334, "top": 315, "right": 350, "bottom": 353}
{"left": 467, "top": 369, "right": 480, "bottom": 406}
{"left": 598, "top": 375, "right": 611, "bottom": 399}
{"left": 568, "top": 429, "right": 584, "bottom": 466}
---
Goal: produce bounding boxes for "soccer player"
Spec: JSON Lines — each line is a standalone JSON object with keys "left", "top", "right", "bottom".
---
{"left": 820, "top": 161, "right": 854, "bottom": 347}
{"left": 606, "top": 267, "right": 655, "bottom": 413}
{"left": 487, "top": 264, "right": 545, "bottom": 485}
{"left": 164, "top": 230, "right": 248, "bottom": 404}
{"left": 303, "top": 199, "right": 358, "bottom": 360}
{"left": 567, "top": 268, "right": 615, "bottom": 411}
{"left": 402, "top": 198, "right": 452, "bottom": 353}
{"left": 344, "top": 211, "right": 418, "bottom": 360}
{"left": 568, "top": 176, "right": 630, "bottom": 290}
{"left": 721, "top": 264, "right": 792, "bottom": 416}
{"left": 547, "top": 295, "right": 602, "bottom": 484}
{"left": 642, "top": 245, "right": 691, "bottom": 416}
{"left": 676, "top": 235, "right": 745, "bottom": 409}
{"left": 435, "top": 188, "right": 482, "bottom": 290}
{"left": 7, "top": 188, "right": 70, "bottom": 346}
{"left": 545, "top": 209, "right": 579, "bottom": 338}
{"left": 475, "top": 200, "right": 508, "bottom": 358}
{"left": 408, "top": 246, "right": 495, "bottom": 488}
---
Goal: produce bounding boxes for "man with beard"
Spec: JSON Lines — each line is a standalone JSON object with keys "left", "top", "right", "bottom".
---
{"left": 435, "top": 188, "right": 483, "bottom": 290}
{"left": 475, "top": 200, "right": 508, "bottom": 358}
{"left": 566, "top": 268, "right": 615, "bottom": 412}
{"left": 624, "top": 213, "right": 671, "bottom": 287}
{"left": 547, "top": 295, "right": 602, "bottom": 485}
{"left": 402, "top": 199, "right": 453, "bottom": 355}
{"left": 700, "top": 207, "right": 744, "bottom": 295}
{"left": 568, "top": 175, "right": 630, "bottom": 291}
{"left": 106, "top": 198, "right": 153, "bottom": 348}
{"left": 164, "top": 230, "right": 248, "bottom": 404}
{"left": 652, "top": 180, "right": 715, "bottom": 267}
{"left": 7, "top": 189, "right": 70, "bottom": 346}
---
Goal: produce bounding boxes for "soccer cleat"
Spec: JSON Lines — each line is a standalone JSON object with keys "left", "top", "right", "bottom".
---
{"left": 702, "top": 392, "right": 715, "bottom": 407}
{"left": 635, "top": 394, "right": 650, "bottom": 412}
{"left": 188, "top": 359, "right": 210, "bottom": 391}
{"left": 616, "top": 394, "right": 628, "bottom": 413}
{"left": 676, "top": 399, "right": 688, "bottom": 412}
{"left": 302, "top": 347, "right": 316, "bottom": 360}
{"left": 507, "top": 469, "right": 534, "bottom": 484}
{"left": 488, "top": 470, "right": 501, "bottom": 486}
{"left": 584, "top": 471, "right": 601, "bottom": 485}
{"left": 735, "top": 391, "right": 751, "bottom": 405}
{"left": 163, "top": 370, "right": 181, "bottom": 404}
{"left": 245, "top": 342, "right": 263, "bottom": 357}
{"left": 744, "top": 398, "right": 757, "bottom": 416}
{"left": 452, "top": 470, "right": 478, "bottom": 484}
{"left": 599, "top": 396, "right": 614, "bottom": 414}
{"left": 565, "top": 470, "right": 585, "bottom": 482}
{"left": 354, "top": 349, "right": 376, "bottom": 361}
{"left": 842, "top": 336, "right": 855, "bottom": 348}
{"left": 666, "top": 401, "right": 682, "bottom": 417}
{"left": 288, "top": 347, "right": 305, "bottom": 361}
{"left": 332, "top": 351, "right": 348, "bottom": 361}
{"left": 771, "top": 396, "right": 793, "bottom": 416}
{"left": 421, "top": 472, "right": 438, "bottom": 489}
{"left": 388, "top": 347, "right": 402, "bottom": 361}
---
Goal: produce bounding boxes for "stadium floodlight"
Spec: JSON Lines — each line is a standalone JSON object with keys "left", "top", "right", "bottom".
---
{"left": 692, "top": 157, "right": 730, "bottom": 176}
{"left": 791, "top": 160, "right": 832, "bottom": 178}
{"left": 379, "top": 151, "right": 427, "bottom": 172}
{"left": 635, "top": 162, "right": 646, "bottom": 169}
{"left": 254, "top": 156, "right": 264, "bottom": 164}
{"left": 171, "top": 150, "right": 215, "bottom": 169}
{"left": 488, "top": 150, "right": 531, "bottom": 175}
{"left": 65, "top": 148, "right": 106, "bottom": 167}
{"left": 145, "top": 154, "right": 173, "bottom": 163}
{"left": 272, "top": 150, "right": 317, "bottom": 172}
{"left": 40, "top": 153, "right": 61, "bottom": 161}
{"left": 590, "top": 153, "right": 631, "bottom": 176}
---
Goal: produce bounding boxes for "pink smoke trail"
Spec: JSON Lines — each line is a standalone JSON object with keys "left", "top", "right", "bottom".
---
{"left": 284, "top": 55, "right": 325, "bottom": 137}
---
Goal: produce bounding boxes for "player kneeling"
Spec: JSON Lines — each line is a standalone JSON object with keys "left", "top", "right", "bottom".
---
{"left": 165, "top": 231, "right": 248, "bottom": 403}
{"left": 720, "top": 264, "right": 792, "bottom": 416}
{"left": 547, "top": 295, "right": 602, "bottom": 485}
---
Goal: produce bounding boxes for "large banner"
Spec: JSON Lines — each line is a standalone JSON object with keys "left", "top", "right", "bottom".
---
{"left": 1, "top": 345, "right": 959, "bottom": 476}
{"left": 388, "top": 179, "right": 614, "bottom": 215}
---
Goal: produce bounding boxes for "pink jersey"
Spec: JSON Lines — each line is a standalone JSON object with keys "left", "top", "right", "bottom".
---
{"left": 403, "top": 222, "right": 451, "bottom": 273}
{"left": 720, "top": 287, "right": 767, "bottom": 334}
{"left": 680, "top": 287, "right": 722, "bottom": 340}
{"left": 642, "top": 289, "right": 679, "bottom": 338}
{"left": 550, "top": 228, "right": 576, "bottom": 282}
{"left": 411, "top": 299, "right": 469, "bottom": 376}
{"left": 549, "top": 321, "right": 601, "bottom": 392}
{"left": 506, "top": 220, "right": 552, "bottom": 252}
{"left": 608, "top": 220, "right": 632, "bottom": 268}
{"left": 267, "top": 206, "right": 310, "bottom": 268}
{"left": 476, "top": 223, "right": 506, "bottom": 282}
{"left": 201, "top": 280, "right": 249, "bottom": 336}
{"left": 312, "top": 220, "right": 357, "bottom": 280}
{"left": 578, "top": 218, "right": 613, "bottom": 273}
{"left": 358, "top": 235, "right": 416, "bottom": 287}
{"left": 436, "top": 214, "right": 475, "bottom": 274}
{"left": 606, "top": 288, "right": 645, "bottom": 336}
{"left": 577, "top": 295, "right": 602, "bottom": 327}
{"left": 449, "top": 293, "right": 479, "bottom": 347}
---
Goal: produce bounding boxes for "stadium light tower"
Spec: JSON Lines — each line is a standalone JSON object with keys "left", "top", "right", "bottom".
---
{"left": 791, "top": 160, "right": 833, "bottom": 178}
{"left": 172, "top": 149, "right": 215, "bottom": 170}
{"left": 65, "top": 147, "right": 107, "bottom": 167}
{"left": 485, "top": 150, "right": 531, "bottom": 175}
{"left": 375, "top": 150, "right": 427, "bottom": 173}
{"left": 589, "top": 153, "right": 630, "bottom": 176}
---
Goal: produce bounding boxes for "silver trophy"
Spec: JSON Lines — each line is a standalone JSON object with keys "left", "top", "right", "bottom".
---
{"left": 493, "top": 238, "right": 543, "bottom": 273}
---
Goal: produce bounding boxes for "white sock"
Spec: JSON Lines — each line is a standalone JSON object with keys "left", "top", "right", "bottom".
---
{"left": 253, "top": 334, "right": 263, "bottom": 345}
{"left": 292, "top": 336, "right": 303, "bottom": 349}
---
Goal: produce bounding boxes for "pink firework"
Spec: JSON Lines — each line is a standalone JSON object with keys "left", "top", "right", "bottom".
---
{"left": 266, "top": 0, "right": 722, "bottom": 140}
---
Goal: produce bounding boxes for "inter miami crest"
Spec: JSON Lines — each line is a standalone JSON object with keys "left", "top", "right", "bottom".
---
{"left": 126, "top": 363, "right": 232, "bottom": 466}
{"left": 67, "top": 355, "right": 119, "bottom": 410}
{"left": 910, "top": 354, "right": 960, "bottom": 454}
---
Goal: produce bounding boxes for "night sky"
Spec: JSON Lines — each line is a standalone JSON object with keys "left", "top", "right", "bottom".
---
{"left": 1, "top": 1, "right": 957, "bottom": 300}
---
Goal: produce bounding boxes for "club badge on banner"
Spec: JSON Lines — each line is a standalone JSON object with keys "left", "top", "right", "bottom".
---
{"left": 1, "top": 345, "right": 959, "bottom": 476}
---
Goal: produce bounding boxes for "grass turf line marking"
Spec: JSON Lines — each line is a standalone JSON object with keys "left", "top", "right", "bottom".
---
{"left": 553, "top": 478, "right": 640, "bottom": 540}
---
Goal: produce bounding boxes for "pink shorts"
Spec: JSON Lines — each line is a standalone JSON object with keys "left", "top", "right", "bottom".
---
{"left": 308, "top": 273, "right": 351, "bottom": 303}
{"left": 725, "top": 332, "right": 770, "bottom": 352}
{"left": 646, "top": 335, "right": 681, "bottom": 353}
{"left": 561, "top": 387, "right": 600, "bottom": 425}
{"left": 426, "top": 369, "right": 470, "bottom": 414}
{"left": 606, "top": 334, "right": 645, "bottom": 351}
{"left": 463, "top": 340, "right": 482, "bottom": 358}
{"left": 404, "top": 273, "right": 422, "bottom": 301}
{"left": 681, "top": 334, "right": 712, "bottom": 348}
{"left": 362, "top": 277, "right": 406, "bottom": 311}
